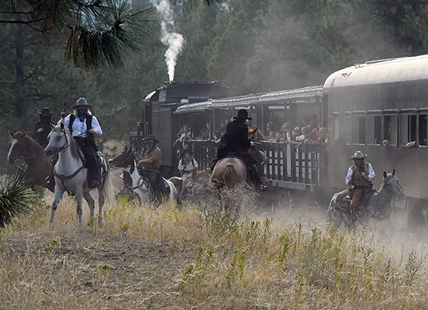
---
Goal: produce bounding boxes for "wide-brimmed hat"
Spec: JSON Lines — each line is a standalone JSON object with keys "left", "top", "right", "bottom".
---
{"left": 233, "top": 109, "right": 252, "bottom": 120}
{"left": 142, "top": 135, "right": 159, "bottom": 143}
{"left": 38, "top": 107, "right": 53, "bottom": 115}
{"left": 350, "top": 151, "right": 366, "bottom": 160}
{"left": 72, "top": 97, "right": 93, "bottom": 109}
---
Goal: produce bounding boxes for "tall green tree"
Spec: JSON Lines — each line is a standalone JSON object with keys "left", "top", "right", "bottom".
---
{"left": 0, "top": 0, "right": 153, "bottom": 70}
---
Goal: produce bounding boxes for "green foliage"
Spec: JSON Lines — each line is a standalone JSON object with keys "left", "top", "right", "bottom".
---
{"left": 0, "top": 170, "right": 35, "bottom": 229}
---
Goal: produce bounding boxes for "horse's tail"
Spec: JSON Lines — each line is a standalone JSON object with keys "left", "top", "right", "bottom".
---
{"left": 103, "top": 170, "right": 117, "bottom": 207}
{"left": 223, "top": 164, "right": 240, "bottom": 188}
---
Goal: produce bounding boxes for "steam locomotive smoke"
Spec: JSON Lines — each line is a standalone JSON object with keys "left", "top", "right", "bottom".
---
{"left": 157, "top": 0, "right": 184, "bottom": 82}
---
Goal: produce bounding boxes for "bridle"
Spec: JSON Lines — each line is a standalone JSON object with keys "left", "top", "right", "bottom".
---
{"left": 9, "top": 137, "right": 44, "bottom": 161}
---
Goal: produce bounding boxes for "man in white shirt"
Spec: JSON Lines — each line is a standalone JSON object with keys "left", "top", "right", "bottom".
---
{"left": 59, "top": 97, "right": 103, "bottom": 188}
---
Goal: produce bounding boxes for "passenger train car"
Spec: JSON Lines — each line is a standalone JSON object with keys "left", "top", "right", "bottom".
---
{"left": 136, "top": 55, "right": 428, "bottom": 229}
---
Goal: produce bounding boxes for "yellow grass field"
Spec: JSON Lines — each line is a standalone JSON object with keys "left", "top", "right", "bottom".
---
{"left": 1, "top": 188, "right": 428, "bottom": 310}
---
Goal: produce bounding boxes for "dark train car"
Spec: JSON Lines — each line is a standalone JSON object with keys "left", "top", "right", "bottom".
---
{"left": 324, "top": 55, "right": 428, "bottom": 227}
{"left": 141, "top": 81, "right": 228, "bottom": 175}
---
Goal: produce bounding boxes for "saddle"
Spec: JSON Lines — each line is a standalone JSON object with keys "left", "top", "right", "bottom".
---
{"left": 335, "top": 186, "right": 376, "bottom": 213}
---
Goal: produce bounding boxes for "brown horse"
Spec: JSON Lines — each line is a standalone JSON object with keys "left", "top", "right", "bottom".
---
{"left": 210, "top": 157, "right": 248, "bottom": 190}
{"left": 210, "top": 127, "right": 261, "bottom": 191}
{"left": 7, "top": 130, "right": 54, "bottom": 192}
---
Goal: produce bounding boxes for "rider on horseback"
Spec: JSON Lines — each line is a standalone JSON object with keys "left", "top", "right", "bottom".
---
{"left": 338, "top": 151, "right": 376, "bottom": 213}
{"left": 32, "top": 107, "right": 55, "bottom": 149}
{"left": 216, "top": 109, "right": 267, "bottom": 192}
{"left": 57, "top": 98, "right": 102, "bottom": 189}
{"left": 134, "top": 135, "right": 169, "bottom": 203}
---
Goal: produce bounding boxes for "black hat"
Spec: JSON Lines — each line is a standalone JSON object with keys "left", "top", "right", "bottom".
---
{"left": 142, "top": 135, "right": 159, "bottom": 143}
{"left": 72, "top": 97, "right": 93, "bottom": 109}
{"left": 38, "top": 107, "right": 53, "bottom": 115}
{"left": 233, "top": 109, "right": 252, "bottom": 120}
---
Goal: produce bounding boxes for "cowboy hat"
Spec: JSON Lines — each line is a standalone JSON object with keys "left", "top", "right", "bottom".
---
{"left": 142, "top": 135, "right": 159, "bottom": 143}
{"left": 38, "top": 107, "right": 53, "bottom": 115}
{"left": 72, "top": 97, "right": 93, "bottom": 109}
{"left": 350, "top": 150, "right": 366, "bottom": 160}
{"left": 233, "top": 109, "right": 252, "bottom": 120}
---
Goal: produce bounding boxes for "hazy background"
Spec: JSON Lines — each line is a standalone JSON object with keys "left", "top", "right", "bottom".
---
{"left": 1, "top": 0, "right": 427, "bottom": 170}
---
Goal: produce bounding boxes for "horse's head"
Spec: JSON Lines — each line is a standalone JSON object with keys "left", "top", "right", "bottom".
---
{"left": 248, "top": 127, "right": 258, "bottom": 139}
{"left": 382, "top": 169, "right": 405, "bottom": 200}
{"left": 108, "top": 146, "right": 134, "bottom": 168}
{"left": 7, "top": 130, "right": 27, "bottom": 164}
{"left": 44, "top": 123, "right": 69, "bottom": 157}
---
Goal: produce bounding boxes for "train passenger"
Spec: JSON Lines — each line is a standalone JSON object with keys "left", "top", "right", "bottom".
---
{"left": 259, "top": 121, "right": 275, "bottom": 140}
{"left": 201, "top": 122, "right": 214, "bottom": 140}
{"left": 291, "top": 126, "right": 298, "bottom": 141}
{"left": 337, "top": 151, "right": 376, "bottom": 214}
{"left": 178, "top": 149, "right": 199, "bottom": 199}
{"left": 216, "top": 109, "right": 267, "bottom": 192}
{"left": 310, "top": 127, "right": 328, "bottom": 144}
{"left": 214, "top": 120, "right": 227, "bottom": 140}
{"left": 280, "top": 122, "right": 292, "bottom": 143}
{"left": 134, "top": 135, "right": 169, "bottom": 203}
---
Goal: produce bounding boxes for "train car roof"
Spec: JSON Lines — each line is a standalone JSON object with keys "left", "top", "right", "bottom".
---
{"left": 259, "top": 86, "right": 323, "bottom": 103}
{"left": 324, "top": 54, "right": 428, "bottom": 89}
{"left": 211, "top": 94, "right": 262, "bottom": 108}
{"left": 174, "top": 100, "right": 212, "bottom": 114}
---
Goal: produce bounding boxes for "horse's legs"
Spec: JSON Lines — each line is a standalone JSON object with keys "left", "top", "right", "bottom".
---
{"left": 83, "top": 191, "right": 95, "bottom": 219}
{"left": 76, "top": 193, "right": 84, "bottom": 226}
{"left": 50, "top": 188, "right": 64, "bottom": 226}
{"left": 97, "top": 184, "right": 105, "bottom": 226}
{"left": 327, "top": 198, "right": 343, "bottom": 229}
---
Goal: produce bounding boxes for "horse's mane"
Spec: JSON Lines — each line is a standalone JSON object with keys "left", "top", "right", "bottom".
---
{"left": 52, "top": 126, "right": 80, "bottom": 160}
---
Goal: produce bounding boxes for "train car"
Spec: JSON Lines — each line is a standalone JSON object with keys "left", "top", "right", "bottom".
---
{"left": 324, "top": 55, "right": 428, "bottom": 228}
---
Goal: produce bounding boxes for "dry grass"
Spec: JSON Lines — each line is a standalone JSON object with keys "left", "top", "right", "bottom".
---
{"left": 1, "top": 189, "right": 428, "bottom": 309}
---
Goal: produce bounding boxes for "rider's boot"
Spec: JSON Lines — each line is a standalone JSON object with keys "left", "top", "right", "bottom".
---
{"left": 251, "top": 165, "right": 268, "bottom": 192}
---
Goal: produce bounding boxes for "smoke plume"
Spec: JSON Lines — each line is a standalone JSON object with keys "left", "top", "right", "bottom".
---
{"left": 157, "top": 0, "right": 184, "bottom": 82}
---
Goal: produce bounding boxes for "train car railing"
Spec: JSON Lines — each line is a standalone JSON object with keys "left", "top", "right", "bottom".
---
{"left": 182, "top": 140, "right": 325, "bottom": 191}
{"left": 180, "top": 140, "right": 217, "bottom": 170}
{"left": 260, "top": 141, "right": 322, "bottom": 190}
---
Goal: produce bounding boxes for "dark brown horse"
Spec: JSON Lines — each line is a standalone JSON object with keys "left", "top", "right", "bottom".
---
{"left": 7, "top": 130, "right": 54, "bottom": 192}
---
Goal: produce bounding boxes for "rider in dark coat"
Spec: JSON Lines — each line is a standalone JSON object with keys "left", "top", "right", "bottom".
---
{"left": 32, "top": 107, "right": 55, "bottom": 148}
{"left": 216, "top": 109, "right": 267, "bottom": 191}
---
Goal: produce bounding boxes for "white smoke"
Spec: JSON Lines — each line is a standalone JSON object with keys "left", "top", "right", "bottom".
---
{"left": 157, "top": 0, "right": 184, "bottom": 82}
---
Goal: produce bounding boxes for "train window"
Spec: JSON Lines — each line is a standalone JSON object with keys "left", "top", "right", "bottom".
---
{"left": 333, "top": 114, "right": 339, "bottom": 140}
{"left": 400, "top": 114, "right": 416, "bottom": 146}
{"left": 419, "top": 114, "right": 427, "bottom": 146}
{"left": 346, "top": 115, "right": 365, "bottom": 145}
{"left": 384, "top": 115, "right": 397, "bottom": 146}
{"left": 351, "top": 116, "right": 365, "bottom": 145}
{"left": 366, "top": 115, "right": 381, "bottom": 145}
{"left": 345, "top": 116, "right": 352, "bottom": 144}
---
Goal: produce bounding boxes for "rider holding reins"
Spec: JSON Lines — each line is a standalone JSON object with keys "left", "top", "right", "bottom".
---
{"left": 338, "top": 151, "right": 376, "bottom": 213}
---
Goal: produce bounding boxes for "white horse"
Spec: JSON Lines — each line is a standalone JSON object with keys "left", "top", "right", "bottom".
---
{"left": 108, "top": 147, "right": 180, "bottom": 205}
{"left": 44, "top": 123, "right": 115, "bottom": 226}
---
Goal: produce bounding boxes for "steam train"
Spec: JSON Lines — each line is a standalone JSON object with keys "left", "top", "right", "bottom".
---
{"left": 134, "top": 55, "right": 428, "bottom": 229}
